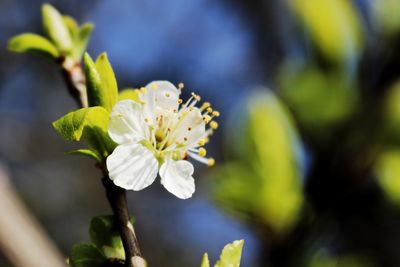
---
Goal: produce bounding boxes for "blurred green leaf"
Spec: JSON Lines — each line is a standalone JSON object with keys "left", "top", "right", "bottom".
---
{"left": 73, "top": 23, "right": 94, "bottom": 60}
{"left": 89, "top": 215, "right": 126, "bottom": 260}
{"left": 200, "top": 253, "right": 210, "bottom": 267}
{"left": 279, "top": 67, "right": 358, "bottom": 138}
{"left": 67, "top": 149, "right": 102, "bottom": 162}
{"left": 52, "top": 106, "right": 116, "bottom": 157}
{"left": 118, "top": 88, "right": 141, "bottom": 102}
{"left": 42, "top": 3, "right": 73, "bottom": 52}
{"left": 7, "top": 33, "right": 60, "bottom": 58}
{"left": 375, "top": 150, "right": 400, "bottom": 205}
{"left": 69, "top": 243, "right": 106, "bottom": 267}
{"left": 215, "top": 240, "right": 244, "bottom": 267}
{"left": 290, "top": 0, "right": 363, "bottom": 63}
{"left": 373, "top": 0, "right": 400, "bottom": 36}
{"left": 307, "top": 250, "right": 373, "bottom": 267}
{"left": 84, "top": 53, "right": 118, "bottom": 112}
{"left": 213, "top": 91, "right": 304, "bottom": 234}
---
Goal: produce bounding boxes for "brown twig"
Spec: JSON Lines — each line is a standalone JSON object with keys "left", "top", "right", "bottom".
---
{"left": 59, "top": 56, "right": 144, "bottom": 267}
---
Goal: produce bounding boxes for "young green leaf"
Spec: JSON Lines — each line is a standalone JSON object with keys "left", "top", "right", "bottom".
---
{"left": 118, "top": 88, "right": 141, "bottom": 102}
{"left": 7, "top": 33, "right": 60, "bottom": 58}
{"left": 72, "top": 23, "right": 94, "bottom": 60}
{"left": 52, "top": 106, "right": 116, "bottom": 157}
{"left": 84, "top": 52, "right": 118, "bottom": 112}
{"left": 69, "top": 243, "right": 106, "bottom": 267}
{"left": 42, "top": 3, "right": 72, "bottom": 52}
{"left": 95, "top": 53, "right": 118, "bottom": 109}
{"left": 67, "top": 149, "right": 102, "bottom": 162}
{"left": 200, "top": 253, "right": 210, "bottom": 267}
{"left": 89, "top": 216, "right": 125, "bottom": 260}
{"left": 63, "top": 15, "right": 79, "bottom": 39}
{"left": 215, "top": 240, "right": 244, "bottom": 267}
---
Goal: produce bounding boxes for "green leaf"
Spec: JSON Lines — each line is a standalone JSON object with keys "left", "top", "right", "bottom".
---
{"left": 290, "top": 0, "right": 363, "bottom": 63}
{"left": 118, "top": 88, "right": 141, "bottom": 102}
{"left": 67, "top": 149, "right": 102, "bottom": 162}
{"left": 89, "top": 215, "right": 135, "bottom": 260}
{"left": 8, "top": 33, "right": 60, "bottom": 58}
{"left": 84, "top": 53, "right": 118, "bottom": 112}
{"left": 63, "top": 15, "right": 79, "bottom": 38}
{"left": 69, "top": 243, "right": 106, "bottom": 267}
{"left": 215, "top": 240, "right": 244, "bottom": 267}
{"left": 42, "top": 3, "right": 72, "bottom": 52}
{"left": 52, "top": 106, "right": 116, "bottom": 157}
{"left": 200, "top": 253, "right": 210, "bottom": 267}
{"left": 212, "top": 91, "right": 304, "bottom": 234}
{"left": 73, "top": 23, "right": 94, "bottom": 60}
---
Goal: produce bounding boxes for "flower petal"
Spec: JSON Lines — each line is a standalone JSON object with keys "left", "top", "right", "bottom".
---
{"left": 106, "top": 143, "right": 158, "bottom": 191}
{"left": 160, "top": 159, "right": 195, "bottom": 199}
{"left": 140, "top": 81, "right": 181, "bottom": 124}
{"left": 108, "top": 100, "right": 148, "bottom": 144}
{"left": 173, "top": 107, "right": 206, "bottom": 148}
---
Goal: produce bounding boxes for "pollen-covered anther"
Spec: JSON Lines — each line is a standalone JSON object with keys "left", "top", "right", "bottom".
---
{"left": 198, "top": 148, "right": 207, "bottom": 157}
{"left": 191, "top": 92, "right": 201, "bottom": 101}
{"left": 203, "top": 115, "right": 212, "bottom": 123}
{"left": 210, "top": 121, "right": 218, "bottom": 129}
{"left": 178, "top": 99, "right": 183, "bottom": 104}
{"left": 208, "top": 158, "right": 215, "bottom": 167}
{"left": 144, "top": 118, "right": 149, "bottom": 123}
{"left": 188, "top": 127, "right": 192, "bottom": 131}
{"left": 200, "top": 102, "right": 211, "bottom": 112}
{"left": 206, "top": 107, "right": 213, "bottom": 113}
{"left": 198, "top": 139, "right": 206, "bottom": 146}
{"left": 212, "top": 111, "right": 220, "bottom": 117}
{"left": 183, "top": 137, "right": 188, "bottom": 142}
{"left": 178, "top": 82, "right": 184, "bottom": 89}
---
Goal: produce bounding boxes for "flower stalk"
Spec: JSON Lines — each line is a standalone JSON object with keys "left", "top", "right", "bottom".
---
{"left": 59, "top": 57, "right": 144, "bottom": 267}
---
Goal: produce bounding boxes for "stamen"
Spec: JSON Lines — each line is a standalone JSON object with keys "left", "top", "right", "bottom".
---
{"left": 165, "top": 92, "right": 170, "bottom": 97}
{"left": 178, "top": 82, "right": 184, "bottom": 89}
{"left": 198, "top": 148, "right": 207, "bottom": 157}
{"left": 208, "top": 158, "right": 215, "bottom": 167}
{"left": 198, "top": 139, "right": 206, "bottom": 146}
{"left": 206, "top": 107, "right": 213, "bottom": 113}
{"left": 203, "top": 115, "right": 212, "bottom": 123}
{"left": 200, "top": 102, "right": 210, "bottom": 112}
{"left": 178, "top": 99, "right": 183, "bottom": 104}
{"left": 212, "top": 111, "right": 220, "bottom": 117}
{"left": 210, "top": 121, "right": 218, "bottom": 129}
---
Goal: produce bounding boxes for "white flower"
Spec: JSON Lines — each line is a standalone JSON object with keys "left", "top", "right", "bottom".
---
{"left": 106, "top": 81, "right": 218, "bottom": 199}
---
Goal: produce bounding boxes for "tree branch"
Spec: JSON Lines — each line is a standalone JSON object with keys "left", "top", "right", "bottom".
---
{"left": 59, "top": 56, "right": 145, "bottom": 267}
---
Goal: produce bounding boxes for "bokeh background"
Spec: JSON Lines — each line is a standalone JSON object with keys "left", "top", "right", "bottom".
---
{"left": 2, "top": 0, "right": 400, "bottom": 266}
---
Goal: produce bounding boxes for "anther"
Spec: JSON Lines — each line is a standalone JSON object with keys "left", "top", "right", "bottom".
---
{"left": 208, "top": 158, "right": 215, "bottom": 167}
{"left": 188, "top": 127, "right": 192, "bottom": 131}
{"left": 203, "top": 115, "right": 212, "bottom": 123}
{"left": 165, "top": 93, "right": 170, "bottom": 97}
{"left": 212, "top": 111, "right": 220, "bottom": 117}
{"left": 198, "top": 148, "right": 207, "bottom": 157}
{"left": 210, "top": 121, "right": 218, "bottom": 129}
{"left": 183, "top": 137, "right": 188, "bottom": 142}
{"left": 152, "top": 83, "right": 158, "bottom": 90}
{"left": 178, "top": 82, "right": 184, "bottom": 89}
{"left": 198, "top": 139, "right": 206, "bottom": 146}
{"left": 206, "top": 107, "right": 213, "bottom": 113}
{"left": 178, "top": 99, "right": 183, "bottom": 104}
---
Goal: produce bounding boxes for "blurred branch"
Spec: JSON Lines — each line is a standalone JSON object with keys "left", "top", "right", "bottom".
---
{"left": 0, "top": 164, "right": 66, "bottom": 267}
{"left": 61, "top": 58, "right": 145, "bottom": 267}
